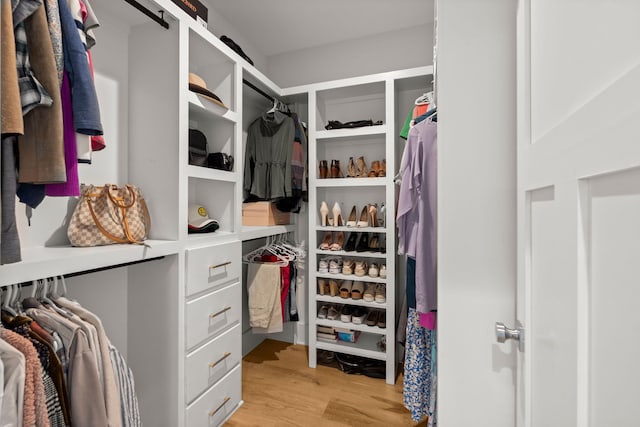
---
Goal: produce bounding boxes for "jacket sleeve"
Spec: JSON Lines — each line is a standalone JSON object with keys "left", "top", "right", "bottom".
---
{"left": 244, "top": 123, "right": 257, "bottom": 195}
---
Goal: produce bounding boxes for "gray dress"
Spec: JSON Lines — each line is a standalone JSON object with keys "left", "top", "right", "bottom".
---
{"left": 244, "top": 110, "right": 295, "bottom": 200}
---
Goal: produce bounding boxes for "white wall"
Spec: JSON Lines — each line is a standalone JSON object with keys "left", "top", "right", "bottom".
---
{"left": 204, "top": 4, "right": 268, "bottom": 71}
{"left": 436, "top": 0, "right": 517, "bottom": 425}
{"left": 266, "top": 24, "right": 433, "bottom": 88}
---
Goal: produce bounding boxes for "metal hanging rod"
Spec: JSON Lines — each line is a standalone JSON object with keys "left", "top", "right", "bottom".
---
{"left": 123, "top": 0, "right": 169, "bottom": 29}
{"left": 63, "top": 256, "right": 166, "bottom": 278}
{"left": 243, "top": 79, "right": 276, "bottom": 103}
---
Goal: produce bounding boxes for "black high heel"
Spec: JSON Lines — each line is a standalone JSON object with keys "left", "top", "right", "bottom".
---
{"left": 344, "top": 233, "right": 358, "bottom": 252}
{"left": 356, "top": 233, "right": 369, "bottom": 252}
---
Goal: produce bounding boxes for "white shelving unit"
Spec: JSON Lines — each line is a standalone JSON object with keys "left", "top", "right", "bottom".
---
{"left": 305, "top": 67, "right": 433, "bottom": 385}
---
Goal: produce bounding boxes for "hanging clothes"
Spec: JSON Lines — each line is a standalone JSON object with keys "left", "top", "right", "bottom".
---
{"left": 397, "top": 118, "right": 438, "bottom": 313}
{"left": 246, "top": 262, "right": 283, "bottom": 334}
{"left": 244, "top": 110, "right": 295, "bottom": 201}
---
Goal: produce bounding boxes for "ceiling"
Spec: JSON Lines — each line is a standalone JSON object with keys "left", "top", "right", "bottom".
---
{"left": 208, "top": 0, "right": 435, "bottom": 57}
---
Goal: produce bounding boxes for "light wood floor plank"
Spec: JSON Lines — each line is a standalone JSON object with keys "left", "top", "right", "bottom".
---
{"left": 226, "top": 339, "right": 427, "bottom": 426}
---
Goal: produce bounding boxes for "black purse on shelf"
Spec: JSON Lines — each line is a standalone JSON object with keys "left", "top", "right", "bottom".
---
{"left": 207, "top": 152, "right": 234, "bottom": 171}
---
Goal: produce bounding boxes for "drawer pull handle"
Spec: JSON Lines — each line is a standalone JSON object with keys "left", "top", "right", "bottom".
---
{"left": 208, "top": 396, "right": 231, "bottom": 417}
{"left": 208, "top": 352, "right": 231, "bottom": 368}
{"left": 209, "top": 306, "right": 231, "bottom": 319}
{"left": 209, "top": 261, "right": 231, "bottom": 270}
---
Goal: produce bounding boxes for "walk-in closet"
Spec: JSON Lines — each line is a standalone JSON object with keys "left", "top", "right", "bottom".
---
{"left": 4, "top": 0, "right": 635, "bottom": 425}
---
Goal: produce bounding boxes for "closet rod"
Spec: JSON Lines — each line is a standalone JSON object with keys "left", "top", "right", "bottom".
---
{"left": 123, "top": 0, "right": 169, "bottom": 29}
{"left": 63, "top": 256, "right": 165, "bottom": 279}
{"left": 243, "top": 78, "right": 276, "bottom": 103}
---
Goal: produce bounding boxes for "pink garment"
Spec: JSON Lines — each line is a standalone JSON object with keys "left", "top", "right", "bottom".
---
{"left": 2, "top": 329, "right": 50, "bottom": 427}
{"left": 419, "top": 311, "right": 437, "bottom": 330}
{"left": 46, "top": 72, "right": 80, "bottom": 196}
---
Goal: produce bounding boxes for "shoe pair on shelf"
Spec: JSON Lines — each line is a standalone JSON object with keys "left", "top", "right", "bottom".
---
{"left": 320, "top": 202, "right": 345, "bottom": 227}
{"left": 318, "top": 160, "right": 344, "bottom": 179}
{"left": 319, "top": 257, "right": 343, "bottom": 274}
{"left": 317, "top": 303, "right": 385, "bottom": 328}
{"left": 363, "top": 283, "right": 386, "bottom": 303}
{"left": 318, "top": 278, "right": 340, "bottom": 297}
{"left": 344, "top": 232, "right": 385, "bottom": 252}
{"left": 344, "top": 157, "right": 386, "bottom": 178}
{"left": 344, "top": 204, "right": 378, "bottom": 228}
{"left": 319, "top": 230, "right": 344, "bottom": 250}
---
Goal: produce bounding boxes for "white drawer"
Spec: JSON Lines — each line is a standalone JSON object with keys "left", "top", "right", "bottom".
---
{"left": 186, "top": 241, "right": 241, "bottom": 296}
{"left": 186, "top": 282, "right": 241, "bottom": 350}
{"left": 186, "top": 324, "right": 241, "bottom": 404}
{"left": 186, "top": 365, "right": 241, "bottom": 427}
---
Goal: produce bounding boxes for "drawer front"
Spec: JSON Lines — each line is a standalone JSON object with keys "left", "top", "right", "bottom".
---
{"left": 186, "top": 241, "right": 241, "bottom": 296}
{"left": 186, "top": 282, "right": 241, "bottom": 349}
{"left": 186, "top": 366, "right": 241, "bottom": 427}
{"left": 186, "top": 324, "right": 241, "bottom": 404}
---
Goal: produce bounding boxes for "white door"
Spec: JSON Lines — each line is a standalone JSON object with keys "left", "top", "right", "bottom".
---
{"left": 515, "top": 1, "right": 640, "bottom": 426}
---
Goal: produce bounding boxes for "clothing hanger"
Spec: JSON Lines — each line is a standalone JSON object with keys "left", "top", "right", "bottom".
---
{"left": 2, "top": 285, "right": 17, "bottom": 316}
{"left": 415, "top": 91, "right": 434, "bottom": 106}
{"left": 242, "top": 237, "right": 289, "bottom": 266}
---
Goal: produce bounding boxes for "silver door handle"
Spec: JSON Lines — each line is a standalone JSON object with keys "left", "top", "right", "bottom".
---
{"left": 495, "top": 322, "right": 525, "bottom": 352}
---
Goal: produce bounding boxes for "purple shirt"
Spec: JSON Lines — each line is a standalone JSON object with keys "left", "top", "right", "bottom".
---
{"left": 396, "top": 119, "right": 437, "bottom": 313}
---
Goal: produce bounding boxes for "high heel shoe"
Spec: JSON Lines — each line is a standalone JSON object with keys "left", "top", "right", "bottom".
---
{"left": 379, "top": 203, "right": 386, "bottom": 227}
{"left": 356, "top": 156, "right": 368, "bottom": 177}
{"left": 332, "top": 202, "right": 343, "bottom": 226}
{"left": 368, "top": 160, "right": 380, "bottom": 177}
{"left": 320, "top": 201, "right": 329, "bottom": 226}
{"left": 318, "top": 279, "right": 329, "bottom": 295}
{"left": 319, "top": 160, "right": 328, "bottom": 179}
{"left": 330, "top": 160, "right": 343, "bottom": 178}
{"left": 344, "top": 233, "right": 358, "bottom": 252}
{"left": 330, "top": 231, "right": 344, "bottom": 251}
{"left": 356, "top": 233, "right": 370, "bottom": 252}
{"left": 369, "top": 204, "right": 378, "bottom": 228}
{"left": 319, "top": 231, "right": 333, "bottom": 250}
{"left": 378, "top": 159, "right": 386, "bottom": 177}
{"left": 357, "top": 205, "right": 369, "bottom": 227}
{"left": 368, "top": 234, "right": 380, "bottom": 252}
{"left": 347, "top": 157, "right": 356, "bottom": 178}
{"left": 346, "top": 205, "right": 357, "bottom": 227}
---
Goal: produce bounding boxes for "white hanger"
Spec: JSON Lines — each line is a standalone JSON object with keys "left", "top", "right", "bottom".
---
{"left": 415, "top": 91, "right": 434, "bottom": 106}
{"left": 2, "top": 285, "right": 17, "bottom": 316}
{"left": 242, "top": 236, "right": 289, "bottom": 266}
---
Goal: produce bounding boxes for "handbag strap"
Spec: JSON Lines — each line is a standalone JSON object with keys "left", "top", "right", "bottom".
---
{"left": 106, "top": 184, "right": 136, "bottom": 209}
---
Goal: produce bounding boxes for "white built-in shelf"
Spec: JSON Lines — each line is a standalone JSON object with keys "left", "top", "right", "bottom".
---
{"left": 316, "top": 333, "right": 386, "bottom": 361}
{"left": 316, "top": 318, "right": 386, "bottom": 335}
{"left": 315, "top": 294, "right": 387, "bottom": 309}
{"left": 188, "top": 92, "right": 238, "bottom": 123}
{"left": 186, "top": 165, "right": 238, "bottom": 182}
{"left": 315, "top": 177, "right": 387, "bottom": 187}
{"left": 187, "top": 231, "right": 238, "bottom": 246}
{"left": 315, "top": 272, "right": 387, "bottom": 284}
{"left": 315, "top": 125, "right": 387, "bottom": 140}
{"left": 0, "top": 240, "right": 181, "bottom": 287}
{"left": 240, "top": 225, "right": 296, "bottom": 241}
{"left": 316, "top": 226, "right": 386, "bottom": 233}
{"left": 315, "top": 249, "right": 386, "bottom": 258}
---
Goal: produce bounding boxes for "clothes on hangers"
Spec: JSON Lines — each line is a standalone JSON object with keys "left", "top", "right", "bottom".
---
{"left": 244, "top": 110, "right": 295, "bottom": 201}
{"left": 246, "top": 262, "right": 283, "bottom": 334}
{"left": 0, "top": 280, "right": 142, "bottom": 427}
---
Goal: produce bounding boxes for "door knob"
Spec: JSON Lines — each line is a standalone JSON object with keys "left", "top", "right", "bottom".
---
{"left": 495, "top": 322, "right": 525, "bottom": 352}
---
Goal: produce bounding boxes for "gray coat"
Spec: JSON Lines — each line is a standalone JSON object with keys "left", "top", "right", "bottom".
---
{"left": 244, "top": 110, "right": 295, "bottom": 200}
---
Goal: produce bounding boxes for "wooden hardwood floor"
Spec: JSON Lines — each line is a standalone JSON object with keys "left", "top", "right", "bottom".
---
{"left": 225, "top": 339, "right": 427, "bottom": 427}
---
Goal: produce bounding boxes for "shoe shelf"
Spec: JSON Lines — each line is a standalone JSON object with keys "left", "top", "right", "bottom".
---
{"left": 315, "top": 125, "right": 388, "bottom": 140}
{"left": 315, "top": 249, "right": 386, "bottom": 258}
{"left": 316, "top": 333, "right": 387, "bottom": 361}
{"left": 316, "top": 318, "right": 386, "bottom": 335}
{"left": 315, "top": 272, "right": 387, "bottom": 284}
{"left": 186, "top": 165, "right": 238, "bottom": 182}
{"left": 315, "top": 177, "right": 387, "bottom": 188}
{"left": 315, "top": 294, "right": 387, "bottom": 309}
{"left": 316, "top": 226, "right": 386, "bottom": 234}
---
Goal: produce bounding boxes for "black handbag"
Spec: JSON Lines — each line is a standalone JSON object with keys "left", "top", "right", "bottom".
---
{"left": 207, "top": 152, "right": 234, "bottom": 171}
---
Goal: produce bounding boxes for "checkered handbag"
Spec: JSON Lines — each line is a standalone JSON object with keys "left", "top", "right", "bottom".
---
{"left": 67, "top": 184, "right": 151, "bottom": 247}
